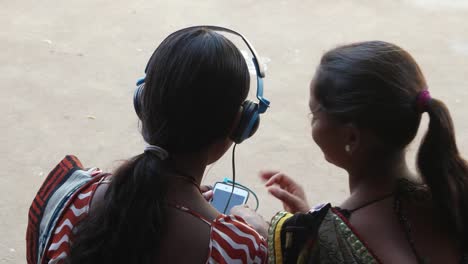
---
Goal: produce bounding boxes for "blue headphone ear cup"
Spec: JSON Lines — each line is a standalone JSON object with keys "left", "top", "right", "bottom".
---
{"left": 230, "top": 100, "right": 260, "bottom": 144}
{"left": 133, "top": 84, "right": 144, "bottom": 118}
{"left": 249, "top": 112, "right": 260, "bottom": 138}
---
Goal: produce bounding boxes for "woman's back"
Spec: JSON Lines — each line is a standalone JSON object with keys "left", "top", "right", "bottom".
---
{"left": 160, "top": 204, "right": 267, "bottom": 263}
{"left": 90, "top": 180, "right": 219, "bottom": 263}
{"left": 348, "top": 194, "right": 460, "bottom": 263}
{"left": 158, "top": 177, "right": 267, "bottom": 264}
{"left": 159, "top": 207, "right": 214, "bottom": 263}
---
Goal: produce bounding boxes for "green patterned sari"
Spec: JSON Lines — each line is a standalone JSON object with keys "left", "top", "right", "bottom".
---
{"left": 268, "top": 204, "right": 380, "bottom": 264}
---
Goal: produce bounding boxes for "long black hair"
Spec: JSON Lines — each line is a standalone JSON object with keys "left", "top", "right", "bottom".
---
{"left": 313, "top": 41, "right": 468, "bottom": 246}
{"left": 69, "top": 27, "right": 250, "bottom": 264}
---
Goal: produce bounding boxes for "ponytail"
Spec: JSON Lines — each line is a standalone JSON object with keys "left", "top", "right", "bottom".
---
{"left": 417, "top": 98, "right": 468, "bottom": 246}
{"left": 68, "top": 27, "right": 251, "bottom": 263}
{"left": 70, "top": 153, "right": 168, "bottom": 264}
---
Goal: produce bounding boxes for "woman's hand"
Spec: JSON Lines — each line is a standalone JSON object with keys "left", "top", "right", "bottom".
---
{"left": 260, "top": 171, "right": 310, "bottom": 213}
{"left": 230, "top": 205, "right": 269, "bottom": 238}
{"left": 200, "top": 185, "right": 214, "bottom": 201}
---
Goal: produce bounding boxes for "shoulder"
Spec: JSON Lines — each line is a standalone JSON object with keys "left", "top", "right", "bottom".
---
{"left": 270, "top": 203, "right": 332, "bottom": 233}
{"left": 268, "top": 203, "right": 332, "bottom": 264}
{"left": 209, "top": 214, "right": 268, "bottom": 263}
{"left": 212, "top": 214, "right": 267, "bottom": 247}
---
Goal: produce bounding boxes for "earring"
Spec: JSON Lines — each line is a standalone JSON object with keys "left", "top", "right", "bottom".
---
{"left": 345, "top": 145, "right": 351, "bottom": 153}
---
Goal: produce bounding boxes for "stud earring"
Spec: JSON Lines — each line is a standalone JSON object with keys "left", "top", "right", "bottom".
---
{"left": 345, "top": 145, "right": 351, "bottom": 153}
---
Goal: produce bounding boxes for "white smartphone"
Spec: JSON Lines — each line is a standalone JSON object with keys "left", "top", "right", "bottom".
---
{"left": 211, "top": 182, "right": 249, "bottom": 213}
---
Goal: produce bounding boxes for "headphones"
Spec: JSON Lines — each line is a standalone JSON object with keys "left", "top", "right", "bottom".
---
{"left": 133, "top": 25, "right": 270, "bottom": 144}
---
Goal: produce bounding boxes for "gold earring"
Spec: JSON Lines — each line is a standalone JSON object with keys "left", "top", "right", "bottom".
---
{"left": 345, "top": 145, "right": 351, "bottom": 153}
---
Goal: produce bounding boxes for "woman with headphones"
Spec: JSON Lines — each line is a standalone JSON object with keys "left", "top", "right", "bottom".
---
{"left": 28, "top": 26, "right": 268, "bottom": 264}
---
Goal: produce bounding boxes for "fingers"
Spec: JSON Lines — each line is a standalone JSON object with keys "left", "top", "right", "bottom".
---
{"left": 268, "top": 186, "right": 308, "bottom": 213}
{"left": 200, "top": 185, "right": 213, "bottom": 193}
{"left": 202, "top": 190, "right": 213, "bottom": 201}
{"left": 268, "top": 186, "right": 298, "bottom": 204}
{"left": 229, "top": 205, "right": 242, "bottom": 214}
{"left": 200, "top": 185, "right": 213, "bottom": 201}
{"left": 230, "top": 204, "right": 251, "bottom": 215}
{"left": 264, "top": 172, "right": 295, "bottom": 188}
{"left": 259, "top": 170, "right": 280, "bottom": 181}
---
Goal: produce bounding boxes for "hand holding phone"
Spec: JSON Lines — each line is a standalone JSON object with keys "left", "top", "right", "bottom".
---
{"left": 230, "top": 205, "right": 269, "bottom": 238}
{"left": 200, "top": 185, "right": 214, "bottom": 201}
{"left": 210, "top": 182, "right": 249, "bottom": 214}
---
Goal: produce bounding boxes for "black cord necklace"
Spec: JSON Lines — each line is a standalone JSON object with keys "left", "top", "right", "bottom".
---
{"left": 345, "top": 180, "right": 467, "bottom": 264}
{"left": 343, "top": 191, "right": 428, "bottom": 263}
{"left": 348, "top": 192, "right": 395, "bottom": 214}
{"left": 171, "top": 169, "right": 202, "bottom": 194}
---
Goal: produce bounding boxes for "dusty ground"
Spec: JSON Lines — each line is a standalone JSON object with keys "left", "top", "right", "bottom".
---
{"left": 1, "top": 0, "right": 468, "bottom": 262}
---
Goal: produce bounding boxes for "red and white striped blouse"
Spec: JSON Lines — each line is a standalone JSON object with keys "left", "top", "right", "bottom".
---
{"left": 45, "top": 172, "right": 102, "bottom": 263}
{"left": 46, "top": 177, "right": 267, "bottom": 264}
{"left": 173, "top": 204, "right": 268, "bottom": 264}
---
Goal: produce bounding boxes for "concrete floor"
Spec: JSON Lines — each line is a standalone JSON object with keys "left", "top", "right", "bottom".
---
{"left": 1, "top": 0, "right": 468, "bottom": 262}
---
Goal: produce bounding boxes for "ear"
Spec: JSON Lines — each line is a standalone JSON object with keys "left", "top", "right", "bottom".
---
{"left": 343, "top": 123, "right": 360, "bottom": 154}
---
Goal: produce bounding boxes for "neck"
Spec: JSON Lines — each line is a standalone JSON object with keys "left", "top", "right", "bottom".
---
{"left": 166, "top": 152, "right": 208, "bottom": 199}
{"left": 347, "top": 150, "right": 412, "bottom": 198}
{"left": 171, "top": 153, "right": 208, "bottom": 183}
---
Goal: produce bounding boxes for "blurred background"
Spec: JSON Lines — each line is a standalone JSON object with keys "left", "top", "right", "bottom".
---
{"left": 1, "top": 0, "right": 468, "bottom": 262}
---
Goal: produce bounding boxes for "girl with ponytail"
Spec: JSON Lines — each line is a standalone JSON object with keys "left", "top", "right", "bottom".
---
{"left": 235, "top": 41, "right": 468, "bottom": 263}
{"left": 35, "top": 27, "right": 267, "bottom": 264}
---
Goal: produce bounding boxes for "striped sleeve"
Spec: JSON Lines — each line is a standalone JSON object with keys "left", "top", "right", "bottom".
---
{"left": 45, "top": 182, "right": 100, "bottom": 263}
{"left": 208, "top": 215, "right": 268, "bottom": 264}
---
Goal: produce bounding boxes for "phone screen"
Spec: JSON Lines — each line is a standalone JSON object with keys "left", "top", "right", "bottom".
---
{"left": 211, "top": 188, "right": 247, "bottom": 213}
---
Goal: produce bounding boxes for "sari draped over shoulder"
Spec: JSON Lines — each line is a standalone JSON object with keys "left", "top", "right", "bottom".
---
{"left": 268, "top": 204, "right": 380, "bottom": 264}
{"left": 26, "top": 156, "right": 108, "bottom": 264}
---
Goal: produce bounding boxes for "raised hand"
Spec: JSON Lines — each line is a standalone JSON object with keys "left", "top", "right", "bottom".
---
{"left": 260, "top": 171, "right": 310, "bottom": 213}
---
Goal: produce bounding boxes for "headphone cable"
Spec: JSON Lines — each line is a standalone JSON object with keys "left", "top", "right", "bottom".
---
{"left": 222, "top": 144, "right": 237, "bottom": 214}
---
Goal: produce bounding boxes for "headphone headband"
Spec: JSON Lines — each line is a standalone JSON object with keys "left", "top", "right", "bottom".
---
{"left": 140, "top": 25, "right": 270, "bottom": 113}
{"left": 192, "top": 26, "right": 270, "bottom": 113}
{"left": 134, "top": 25, "right": 270, "bottom": 143}
{"left": 183, "top": 26, "right": 265, "bottom": 78}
